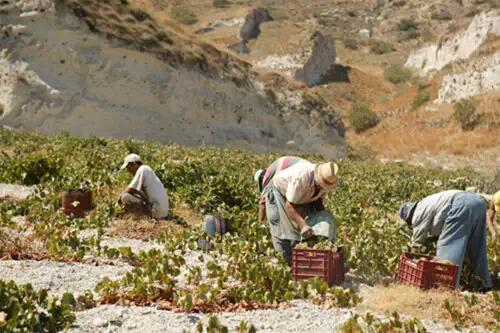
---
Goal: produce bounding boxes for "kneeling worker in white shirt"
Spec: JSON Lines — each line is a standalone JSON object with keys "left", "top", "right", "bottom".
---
{"left": 119, "top": 153, "right": 169, "bottom": 219}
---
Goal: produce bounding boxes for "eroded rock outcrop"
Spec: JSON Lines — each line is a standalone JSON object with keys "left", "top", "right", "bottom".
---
{"left": 295, "top": 32, "right": 337, "bottom": 87}
{"left": 0, "top": 0, "right": 345, "bottom": 157}
{"left": 239, "top": 8, "right": 272, "bottom": 41}
{"left": 437, "top": 53, "right": 500, "bottom": 103}
{"left": 405, "top": 10, "right": 500, "bottom": 73}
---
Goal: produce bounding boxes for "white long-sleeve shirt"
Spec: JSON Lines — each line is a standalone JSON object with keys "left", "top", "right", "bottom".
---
{"left": 129, "top": 165, "right": 169, "bottom": 218}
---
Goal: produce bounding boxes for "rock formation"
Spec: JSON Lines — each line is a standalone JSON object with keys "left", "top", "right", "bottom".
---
{"left": 0, "top": 0, "right": 346, "bottom": 157}
{"left": 295, "top": 32, "right": 337, "bottom": 87}
{"left": 405, "top": 10, "right": 500, "bottom": 73}
{"left": 239, "top": 7, "right": 272, "bottom": 41}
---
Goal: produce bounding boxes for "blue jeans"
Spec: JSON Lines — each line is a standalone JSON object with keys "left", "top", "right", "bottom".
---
{"left": 436, "top": 192, "right": 492, "bottom": 288}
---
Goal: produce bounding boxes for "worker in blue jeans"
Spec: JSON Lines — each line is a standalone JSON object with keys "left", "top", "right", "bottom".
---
{"left": 399, "top": 190, "right": 493, "bottom": 290}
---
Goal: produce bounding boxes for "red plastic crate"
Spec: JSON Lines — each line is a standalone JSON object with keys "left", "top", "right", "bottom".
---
{"left": 292, "top": 247, "right": 345, "bottom": 286}
{"left": 397, "top": 252, "right": 458, "bottom": 289}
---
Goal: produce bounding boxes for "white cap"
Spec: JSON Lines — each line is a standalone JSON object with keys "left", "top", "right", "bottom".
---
{"left": 120, "top": 153, "right": 141, "bottom": 170}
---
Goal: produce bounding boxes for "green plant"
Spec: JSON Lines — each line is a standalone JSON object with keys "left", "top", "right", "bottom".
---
{"left": 398, "top": 19, "right": 418, "bottom": 31}
{"left": 0, "top": 280, "right": 76, "bottom": 331}
{"left": 453, "top": 98, "right": 478, "bottom": 130}
{"left": 443, "top": 299, "right": 466, "bottom": 329}
{"left": 0, "top": 153, "right": 61, "bottom": 186}
{"left": 384, "top": 64, "right": 412, "bottom": 84}
{"left": 348, "top": 103, "right": 380, "bottom": 133}
{"left": 369, "top": 39, "right": 394, "bottom": 54}
{"left": 171, "top": 6, "right": 198, "bottom": 25}
{"left": 339, "top": 312, "right": 427, "bottom": 332}
{"left": 411, "top": 90, "right": 430, "bottom": 110}
{"left": 213, "top": 0, "right": 230, "bottom": 8}
{"left": 237, "top": 320, "right": 257, "bottom": 333}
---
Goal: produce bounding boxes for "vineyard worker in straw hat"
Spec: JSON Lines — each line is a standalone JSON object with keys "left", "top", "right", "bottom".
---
{"left": 254, "top": 156, "right": 305, "bottom": 223}
{"left": 399, "top": 190, "right": 493, "bottom": 290}
{"left": 118, "top": 153, "right": 169, "bottom": 220}
{"left": 262, "top": 159, "right": 339, "bottom": 265}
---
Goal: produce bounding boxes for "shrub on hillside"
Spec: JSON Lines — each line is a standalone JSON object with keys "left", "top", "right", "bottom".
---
{"left": 347, "top": 140, "right": 376, "bottom": 161}
{"left": 213, "top": 0, "right": 230, "bottom": 8}
{"left": 348, "top": 103, "right": 379, "bottom": 133}
{"left": 397, "top": 18, "right": 418, "bottom": 31}
{"left": 369, "top": 39, "right": 394, "bottom": 54}
{"left": 384, "top": 64, "right": 412, "bottom": 84}
{"left": 343, "top": 36, "right": 359, "bottom": 50}
{"left": 171, "top": 6, "right": 197, "bottom": 25}
{"left": 453, "top": 98, "right": 479, "bottom": 130}
{"left": 399, "top": 28, "right": 420, "bottom": 41}
{"left": 411, "top": 90, "right": 430, "bottom": 110}
{"left": 431, "top": 10, "right": 452, "bottom": 20}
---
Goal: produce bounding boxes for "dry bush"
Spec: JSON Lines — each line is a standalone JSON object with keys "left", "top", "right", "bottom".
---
{"left": 384, "top": 64, "right": 412, "bottom": 84}
{"left": 453, "top": 98, "right": 478, "bottom": 130}
{"left": 348, "top": 103, "right": 379, "bottom": 133}
{"left": 0, "top": 229, "right": 48, "bottom": 260}
{"left": 171, "top": 6, "right": 197, "bottom": 25}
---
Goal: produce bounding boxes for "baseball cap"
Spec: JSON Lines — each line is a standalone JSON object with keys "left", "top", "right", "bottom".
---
{"left": 120, "top": 153, "right": 141, "bottom": 170}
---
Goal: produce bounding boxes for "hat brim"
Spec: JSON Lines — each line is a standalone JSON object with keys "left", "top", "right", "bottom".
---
{"left": 314, "top": 165, "right": 338, "bottom": 190}
{"left": 120, "top": 161, "right": 129, "bottom": 170}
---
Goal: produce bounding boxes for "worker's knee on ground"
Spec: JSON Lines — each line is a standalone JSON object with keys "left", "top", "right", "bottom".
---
{"left": 119, "top": 192, "right": 135, "bottom": 205}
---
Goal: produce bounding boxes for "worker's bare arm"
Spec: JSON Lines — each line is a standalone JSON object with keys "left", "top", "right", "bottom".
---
{"left": 258, "top": 200, "right": 266, "bottom": 223}
{"left": 486, "top": 208, "right": 497, "bottom": 241}
{"left": 285, "top": 201, "right": 307, "bottom": 231}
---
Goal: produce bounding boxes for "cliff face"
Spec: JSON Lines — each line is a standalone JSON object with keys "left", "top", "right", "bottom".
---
{"left": 0, "top": 0, "right": 345, "bottom": 157}
{"left": 405, "top": 10, "right": 500, "bottom": 103}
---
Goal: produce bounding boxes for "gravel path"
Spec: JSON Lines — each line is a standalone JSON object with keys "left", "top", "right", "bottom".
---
{"left": 100, "top": 238, "right": 163, "bottom": 253}
{"left": 68, "top": 301, "right": 464, "bottom": 333}
{"left": 69, "top": 302, "right": 352, "bottom": 333}
{"left": 0, "top": 260, "right": 132, "bottom": 296}
{"left": 0, "top": 183, "right": 33, "bottom": 201}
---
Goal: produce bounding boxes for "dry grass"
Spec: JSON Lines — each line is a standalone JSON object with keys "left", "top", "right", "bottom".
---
{"left": 359, "top": 284, "right": 498, "bottom": 329}
{"left": 107, "top": 203, "right": 202, "bottom": 241}
{"left": 107, "top": 217, "right": 186, "bottom": 241}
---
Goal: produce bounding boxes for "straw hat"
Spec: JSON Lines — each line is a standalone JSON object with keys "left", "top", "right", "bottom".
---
{"left": 314, "top": 162, "right": 339, "bottom": 190}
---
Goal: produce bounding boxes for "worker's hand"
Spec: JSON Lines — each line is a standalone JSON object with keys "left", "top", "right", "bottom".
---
{"left": 300, "top": 225, "right": 313, "bottom": 240}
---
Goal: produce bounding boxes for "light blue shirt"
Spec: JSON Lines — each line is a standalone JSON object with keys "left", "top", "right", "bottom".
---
{"left": 412, "top": 190, "right": 463, "bottom": 246}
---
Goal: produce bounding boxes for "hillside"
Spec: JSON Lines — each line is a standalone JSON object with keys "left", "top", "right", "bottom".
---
{"left": 0, "top": 0, "right": 345, "bottom": 157}
{"left": 160, "top": 0, "right": 500, "bottom": 173}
